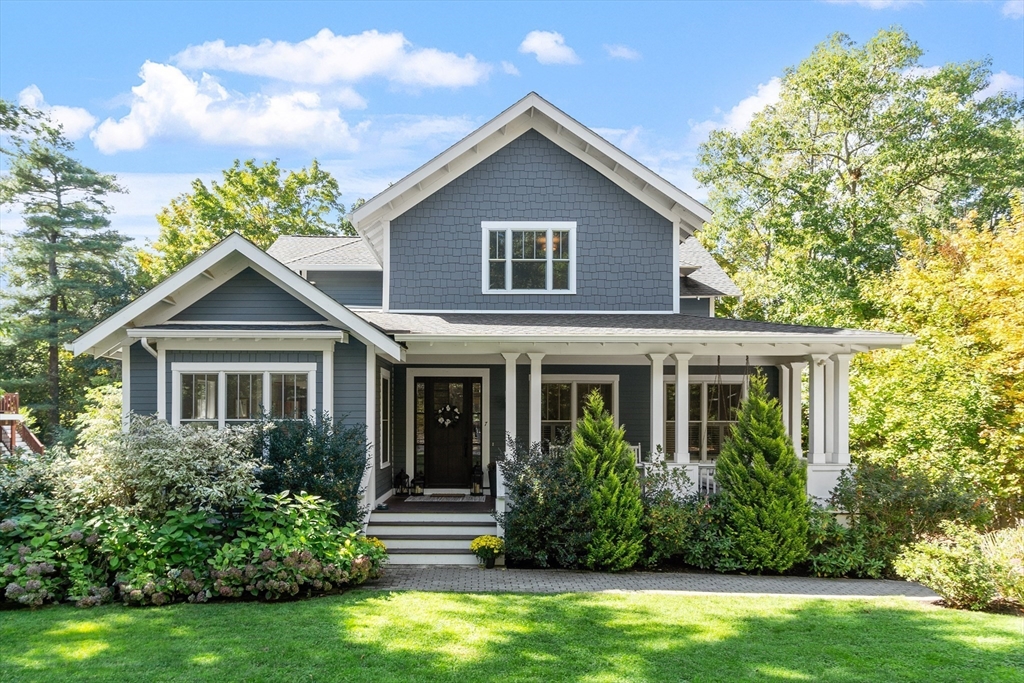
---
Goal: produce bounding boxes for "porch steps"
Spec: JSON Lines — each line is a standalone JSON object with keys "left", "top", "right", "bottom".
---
{"left": 367, "top": 509, "right": 497, "bottom": 565}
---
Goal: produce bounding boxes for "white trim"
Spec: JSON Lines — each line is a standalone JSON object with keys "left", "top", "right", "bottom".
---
{"left": 673, "top": 353, "right": 692, "bottom": 463}
{"left": 150, "top": 320, "right": 336, "bottom": 327}
{"left": 365, "top": 344, "right": 376, "bottom": 515}
{"left": 375, "top": 489, "right": 394, "bottom": 507}
{"left": 824, "top": 356, "right": 836, "bottom": 461}
{"left": 156, "top": 346, "right": 166, "bottom": 420}
{"left": 323, "top": 343, "right": 334, "bottom": 420}
{"left": 379, "top": 367, "right": 392, "bottom": 469}
{"left": 121, "top": 343, "right": 131, "bottom": 431}
{"left": 403, "top": 367, "right": 492, "bottom": 486}
{"left": 709, "top": 298, "right": 716, "bottom": 317}
{"left": 540, "top": 373, "right": 620, "bottom": 430}
{"left": 481, "top": 222, "right": 577, "bottom": 295}
{"left": 292, "top": 265, "right": 383, "bottom": 272}
{"left": 832, "top": 354, "right": 851, "bottom": 465}
{"left": 382, "top": 220, "right": 391, "bottom": 312}
{"left": 154, "top": 339, "right": 337, "bottom": 353}
{"left": 672, "top": 222, "right": 681, "bottom": 314}
{"left": 126, "top": 329, "right": 349, "bottom": 341}
{"left": 388, "top": 308, "right": 677, "bottom": 315}
{"left": 170, "top": 362, "right": 317, "bottom": 428}
{"left": 808, "top": 354, "right": 829, "bottom": 464}
{"left": 649, "top": 354, "right": 667, "bottom": 455}
{"left": 69, "top": 233, "right": 403, "bottom": 362}
{"left": 528, "top": 354, "right": 545, "bottom": 444}
{"left": 501, "top": 352, "right": 520, "bottom": 454}
{"left": 786, "top": 361, "right": 806, "bottom": 459}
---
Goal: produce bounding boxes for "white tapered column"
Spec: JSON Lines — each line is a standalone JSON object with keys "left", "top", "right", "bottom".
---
{"left": 786, "top": 362, "right": 806, "bottom": 459}
{"left": 528, "top": 353, "right": 545, "bottom": 445}
{"left": 824, "top": 357, "right": 836, "bottom": 463}
{"left": 673, "top": 353, "right": 692, "bottom": 464}
{"left": 648, "top": 354, "right": 667, "bottom": 458}
{"left": 501, "top": 352, "right": 520, "bottom": 453}
{"left": 808, "top": 355, "right": 829, "bottom": 464}
{"left": 832, "top": 354, "right": 851, "bottom": 465}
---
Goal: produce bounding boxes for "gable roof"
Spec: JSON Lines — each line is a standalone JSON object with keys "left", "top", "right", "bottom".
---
{"left": 267, "top": 235, "right": 382, "bottom": 271}
{"left": 350, "top": 92, "right": 712, "bottom": 261}
{"left": 70, "top": 233, "right": 402, "bottom": 361}
{"left": 679, "top": 237, "right": 743, "bottom": 298}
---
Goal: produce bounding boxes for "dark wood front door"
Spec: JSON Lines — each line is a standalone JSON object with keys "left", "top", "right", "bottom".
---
{"left": 424, "top": 378, "right": 474, "bottom": 488}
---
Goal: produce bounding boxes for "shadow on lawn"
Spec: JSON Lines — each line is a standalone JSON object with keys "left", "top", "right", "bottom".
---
{"left": 2, "top": 591, "right": 1022, "bottom": 683}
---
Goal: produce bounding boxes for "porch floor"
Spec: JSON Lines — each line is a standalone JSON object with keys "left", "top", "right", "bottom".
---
{"left": 378, "top": 494, "right": 496, "bottom": 514}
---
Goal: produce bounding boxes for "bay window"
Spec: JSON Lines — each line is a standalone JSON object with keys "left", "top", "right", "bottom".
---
{"left": 482, "top": 221, "right": 576, "bottom": 293}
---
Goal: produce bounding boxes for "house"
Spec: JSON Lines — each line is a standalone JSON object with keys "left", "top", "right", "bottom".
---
{"left": 70, "top": 93, "right": 912, "bottom": 564}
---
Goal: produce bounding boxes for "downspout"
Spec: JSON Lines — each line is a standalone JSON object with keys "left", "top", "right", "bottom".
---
{"left": 140, "top": 338, "right": 158, "bottom": 358}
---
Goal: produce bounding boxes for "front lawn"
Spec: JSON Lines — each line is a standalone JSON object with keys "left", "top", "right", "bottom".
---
{"left": 1, "top": 590, "right": 1021, "bottom": 682}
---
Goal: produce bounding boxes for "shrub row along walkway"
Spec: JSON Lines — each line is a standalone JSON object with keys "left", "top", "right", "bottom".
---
{"left": 366, "top": 566, "right": 939, "bottom": 599}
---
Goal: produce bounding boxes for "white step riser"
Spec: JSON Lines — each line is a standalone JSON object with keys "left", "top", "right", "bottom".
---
{"left": 388, "top": 553, "right": 480, "bottom": 566}
{"left": 370, "top": 512, "right": 496, "bottom": 524}
{"left": 381, "top": 538, "right": 476, "bottom": 551}
{"left": 367, "top": 524, "right": 497, "bottom": 537}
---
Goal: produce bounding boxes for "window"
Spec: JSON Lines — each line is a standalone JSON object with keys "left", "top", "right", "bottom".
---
{"left": 540, "top": 377, "right": 617, "bottom": 449}
{"left": 665, "top": 380, "right": 744, "bottom": 461}
{"left": 180, "top": 373, "right": 218, "bottom": 427}
{"left": 380, "top": 369, "right": 392, "bottom": 468}
{"left": 482, "top": 221, "right": 576, "bottom": 293}
{"left": 172, "top": 364, "right": 315, "bottom": 429}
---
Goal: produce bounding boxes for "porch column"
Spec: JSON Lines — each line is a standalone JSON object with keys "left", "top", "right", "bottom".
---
{"left": 528, "top": 353, "right": 545, "bottom": 445}
{"left": 501, "top": 352, "right": 520, "bottom": 454}
{"left": 673, "top": 353, "right": 692, "bottom": 464}
{"left": 832, "top": 354, "right": 852, "bottom": 465}
{"left": 648, "top": 354, "right": 667, "bottom": 458}
{"left": 785, "top": 362, "right": 806, "bottom": 459}
{"left": 363, "top": 343, "right": 377, "bottom": 519}
{"left": 807, "top": 355, "right": 829, "bottom": 464}
{"left": 779, "top": 364, "right": 790, "bottom": 441}
{"left": 824, "top": 357, "right": 836, "bottom": 462}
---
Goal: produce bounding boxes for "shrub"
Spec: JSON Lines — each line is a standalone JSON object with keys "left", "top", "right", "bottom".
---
{"left": 981, "top": 525, "right": 1024, "bottom": 605}
{"left": 716, "top": 373, "right": 809, "bottom": 573}
{"left": 806, "top": 506, "right": 886, "bottom": 578}
{"left": 497, "top": 439, "right": 592, "bottom": 569}
{"left": 828, "top": 461, "right": 990, "bottom": 575}
{"left": 571, "top": 390, "right": 645, "bottom": 571}
{"left": 51, "top": 416, "right": 261, "bottom": 518}
{"left": 256, "top": 413, "right": 368, "bottom": 525}
{"left": 895, "top": 522, "right": 996, "bottom": 610}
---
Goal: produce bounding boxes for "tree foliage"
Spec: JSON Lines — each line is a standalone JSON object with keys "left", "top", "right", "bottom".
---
{"left": 695, "top": 28, "right": 1024, "bottom": 327}
{"left": 140, "top": 159, "right": 351, "bottom": 279}
{"left": 571, "top": 390, "right": 645, "bottom": 571}
{"left": 716, "top": 373, "right": 809, "bottom": 572}
{"left": 0, "top": 101, "right": 137, "bottom": 442}
{"left": 851, "top": 196, "right": 1024, "bottom": 521}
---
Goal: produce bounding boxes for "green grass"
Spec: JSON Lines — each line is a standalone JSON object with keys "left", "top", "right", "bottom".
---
{"left": 1, "top": 590, "right": 1021, "bottom": 682}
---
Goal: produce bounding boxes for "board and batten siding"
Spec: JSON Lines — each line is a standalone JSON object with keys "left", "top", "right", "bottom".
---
{"left": 389, "top": 129, "right": 675, "bottom": 312}
{"left": 309, "top": 271, "right": 383, "bottom": 308}
{"left": 171, "top": 268, "right": 326, "bottom": 322}
{"left": 129, "top": 341, "right": 158, "bottom": 415}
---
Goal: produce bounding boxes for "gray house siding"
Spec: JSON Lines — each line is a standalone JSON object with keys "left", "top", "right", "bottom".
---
{"left": 310, "top": 271, "right": 383, "bottom": 308}
{"left": 389, "top": 129, "right": 675, "bottom": 311}
{"left": 679, "top": 298, "right": 712, "bottom": 316}
{"left": 164, "top": 350, "right": 324, "bottom": 420}
{"left": 333, "top": 339, "right": 366, "bottom": 428}
{"left": 129, "top": 341, "right": 157, "bottom": 415}
{"left": 172, "top": 268, "right": 326, "bottom": 322}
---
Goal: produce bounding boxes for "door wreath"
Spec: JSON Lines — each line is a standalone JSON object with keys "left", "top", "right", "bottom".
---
{"left": 435, "top": 404, "right": 461, "bottom": 428}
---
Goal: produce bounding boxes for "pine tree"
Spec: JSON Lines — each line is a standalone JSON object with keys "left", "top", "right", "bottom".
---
{"left": 0, "top": 108, "right": 132, "bottom": 442}
{"left": 716, "top": 373, "right": 810, "bottom": 572}
{"left": 571, "top": 389, "right": 645, "bottom": 571}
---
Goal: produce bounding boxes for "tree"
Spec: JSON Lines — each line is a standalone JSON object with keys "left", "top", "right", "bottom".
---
{"left": 694, "top": 28, "right": 1024, "bottom": 327}
{"left": 0, "top": 103, "right": 133, "bottom": 443}
{"left": 571, "top": 390, "right": 645, "bottom": 571}
{"left": 716, "top": 373, "right": 809, "bottom": 573}
{"left": 851, "top": 195, "right": 1024, "bottom": 522}
{"left": 140, "top": 159, "right": 351, "bottom": 279}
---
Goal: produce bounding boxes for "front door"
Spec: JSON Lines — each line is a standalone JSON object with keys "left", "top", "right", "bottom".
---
{"left": 424, "top": 378, "right": 474, "bottom": 488}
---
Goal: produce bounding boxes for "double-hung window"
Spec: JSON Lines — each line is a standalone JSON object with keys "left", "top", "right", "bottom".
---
{"left": 540, "top": 376, "right": 617, "bottom": 449}
{"left": 665, "top": 380, "right": 745, "bottom": 461}
{"left": 173, "top": 363, "right": 316, "bottom": 429}
{"left": 482, "top": 221, "right": 576, "bottom": 293}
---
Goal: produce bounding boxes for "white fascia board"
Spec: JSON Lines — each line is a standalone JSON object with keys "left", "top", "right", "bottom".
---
{"left": 390, "top": 333, "right": 914, "bottom": 349}
{"left": 290, "top": 264, "right": 383, "bottom": 273}
{"left": 350, "top": 93, "right": 711, "bottom": 236}
{"left": 71, "top": 233, "right": 403, "bottom": 362}
{"left": 125, "top": 329, "right": 350, "bottom": 341}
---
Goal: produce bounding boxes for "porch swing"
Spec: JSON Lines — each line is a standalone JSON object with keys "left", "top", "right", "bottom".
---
{"left": 701, "top": 355, "right": 750, "bottom": 495}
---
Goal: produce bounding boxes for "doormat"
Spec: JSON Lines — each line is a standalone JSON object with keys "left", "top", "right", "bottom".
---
{"left": 408, "top": 495, "right": 487, "bottom": 503}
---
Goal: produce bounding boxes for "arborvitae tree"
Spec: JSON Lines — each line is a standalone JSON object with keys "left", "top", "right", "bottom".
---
{"left": 0, "top": 104, "right": 132, "bottom": 442}
{"left": 571, "top": 390, "right": 645, "bottom": 571}
{"left": 716, "top": 373, "right": 810, "bottom": 572}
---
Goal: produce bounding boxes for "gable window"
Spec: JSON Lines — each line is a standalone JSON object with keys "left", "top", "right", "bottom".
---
{"left": 172, "top": 363, "right": 316, "bottom": 429}
{"left": 379, "top": 368, "right": 392, "bottom": 468}
{"left": 482, "top": 221, "right": 576, "bottom": 293}
{"left": 665, "top": 380, "right": 745, "bottom": 462}
{"left": 540, "top": 376, "right": 617, "bottom": 448}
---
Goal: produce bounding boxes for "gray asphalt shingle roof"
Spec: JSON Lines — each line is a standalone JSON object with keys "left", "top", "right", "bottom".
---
{"left": 679, "top": 237, "right": 743, "bottom": 297}
{"left": 267, "top": 235, "right": 381, "bottom": 270}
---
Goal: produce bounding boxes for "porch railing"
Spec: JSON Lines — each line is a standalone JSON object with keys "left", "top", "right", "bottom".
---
{"left": 698, "top": 464, "right": 719, "bottom": 495}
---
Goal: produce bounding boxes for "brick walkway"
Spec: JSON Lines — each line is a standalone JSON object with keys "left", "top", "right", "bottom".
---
{"left": 364, "top": 565, "right": 938, "bottom": 599}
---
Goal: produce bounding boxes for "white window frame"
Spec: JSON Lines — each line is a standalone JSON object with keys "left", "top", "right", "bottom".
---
{"left": 664, "top": 375, "right": 748, "bottom": 462}
{"left": 171, "top": 362, "right": 317, "bottom": 428}
{"left": 541, "top": 374, "right": 620, "bottom": 431}
{"left": 379, "top": 367, "right": 392, "bottom": 469}
{"left": 481, "top": 221, "right": 577, "bottom": 294}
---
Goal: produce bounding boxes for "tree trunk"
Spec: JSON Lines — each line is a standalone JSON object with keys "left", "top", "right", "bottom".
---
{"left": 47, "top": 230, "right": 59, "bottom": 443}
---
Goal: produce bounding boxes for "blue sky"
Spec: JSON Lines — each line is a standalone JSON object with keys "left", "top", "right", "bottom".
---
{"left": 1, "top": 0, "right": 1022, "bottom": 243}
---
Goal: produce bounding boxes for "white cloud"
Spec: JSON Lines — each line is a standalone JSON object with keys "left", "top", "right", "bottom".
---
{"left": 691, "top": 78, "right": 782, "bottom": 137}
{"left": 518, "top": 31, "right": 581, "bottom": 65}
{"left": 89, "top": 62, "right": 364, "bottom": 154}
{"left": 977, "top": 71, "right": 1024, "bottom": 99}
{"left": 501, "top": 61, "right": 520, "bottom": 76}
{"left": 593, "top": 126, "right": 644, "bottom": 153}
{"left": 604, "top": 44, "right": 641, "bottom": 61}
{"left": 173, "top": 29, "right": 491, "bottom": 88}
{"left": 16, "top": 85, "right": 97, "bottom": 140}
{"left": 824, "top": 0, "right": 922, "bottom": 8}
{"left": 1002, "top": 0, "right": 1024, "bottom": 19}
{"left": 376, "top": 115, "right": 477, "bottom": 148}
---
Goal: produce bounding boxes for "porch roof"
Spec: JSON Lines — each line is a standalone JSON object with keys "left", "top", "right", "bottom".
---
{"left": 356, "top": 311, "right": 912, "bottom": 349}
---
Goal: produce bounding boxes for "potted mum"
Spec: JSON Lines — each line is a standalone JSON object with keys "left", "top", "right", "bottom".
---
{"left": 470, "top": 535, "right": 504, "bottom": 568}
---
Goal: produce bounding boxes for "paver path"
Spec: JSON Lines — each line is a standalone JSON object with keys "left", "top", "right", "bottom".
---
{"left": 366, "top": 566, "right": 938, "bottom": 599}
